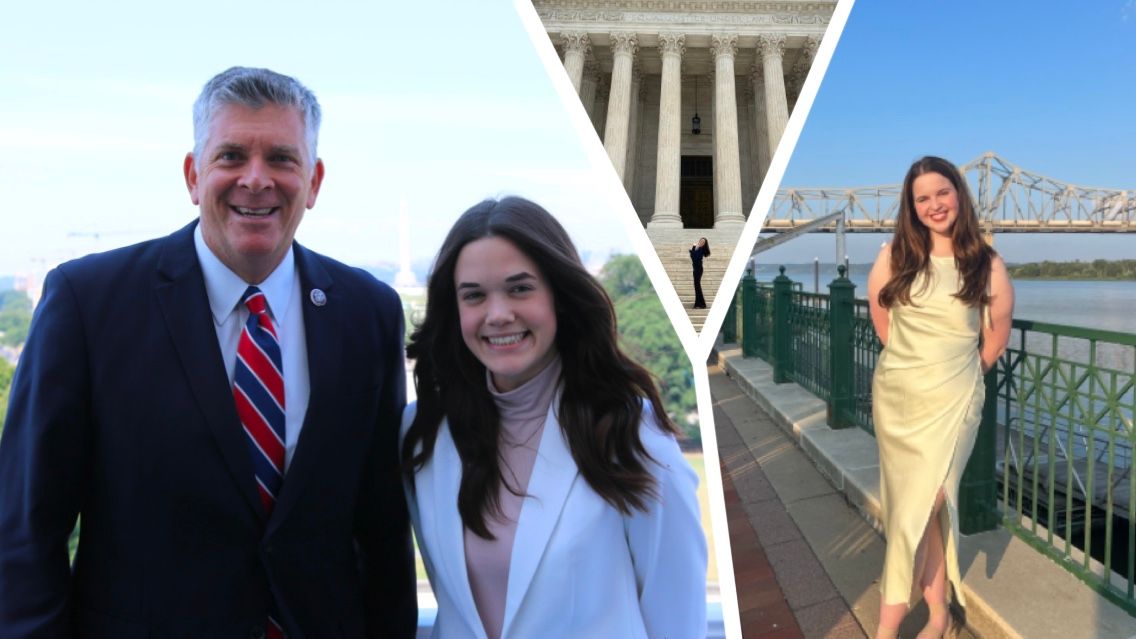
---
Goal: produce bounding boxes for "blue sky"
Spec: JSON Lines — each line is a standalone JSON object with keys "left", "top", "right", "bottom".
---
{"left": 764, "top": 0, "right": 1136, "bottom": 264}
{"left": 0, "top": 1, "right": 625, "bottom": 279}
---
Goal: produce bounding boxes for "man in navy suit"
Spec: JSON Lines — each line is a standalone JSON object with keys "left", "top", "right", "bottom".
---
{"left": 0, "top": 67, "right": 416, "bottom": 638}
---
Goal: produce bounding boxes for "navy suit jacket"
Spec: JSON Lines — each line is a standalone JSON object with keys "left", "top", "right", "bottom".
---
{"left": 0, "top": 221, "right": 416, "bottom": 638}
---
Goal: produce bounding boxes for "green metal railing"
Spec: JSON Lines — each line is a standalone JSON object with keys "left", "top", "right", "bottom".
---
{"left": 753, "top": 285, "right": 774, "bottom": 361}
{"left": 786, "top": 290, "right": 831, "bottom": 401}
{"left": 726, "top": 267, "right": 1136, "bottom": 615}
{"left": 725, "top": 276, "right": 785, "bottom": 361}
{"left": 848, "top": 299, "right": 883, "bottom": 434}
{"left": 998, "top": 320, "right": 1136, "bottom": 613}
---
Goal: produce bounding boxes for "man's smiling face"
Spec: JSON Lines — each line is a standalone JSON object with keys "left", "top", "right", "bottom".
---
{"left": 185, "top": 102, "right": 324, "bottom": 283}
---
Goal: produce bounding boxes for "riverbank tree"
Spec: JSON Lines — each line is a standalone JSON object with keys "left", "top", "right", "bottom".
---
{"left": 1008, "top": 259, "right": 1136, "bottom": 280}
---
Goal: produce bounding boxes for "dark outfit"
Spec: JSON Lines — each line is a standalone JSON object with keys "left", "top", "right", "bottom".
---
{"left": 0, "top": 221, "right": 416, "bottom": 638}
{"left": 690, "top": 246, "right": 708, "bottom": 308}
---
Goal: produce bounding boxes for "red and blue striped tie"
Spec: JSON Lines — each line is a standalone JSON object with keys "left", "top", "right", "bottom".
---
{"left": 233, "top": 286, "right": 287, "bottom": 639}
{"left": 234, "top": 287, "right": 286, "bottom": 512}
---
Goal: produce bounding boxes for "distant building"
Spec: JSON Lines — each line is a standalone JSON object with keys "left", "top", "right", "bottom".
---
{"left": 12, "top": 275, "right": 39, "bottom": 308}
{"left": 393, "top": 198, "right": 424, "bottom": 295}
{"left": 0, "top": 344, "right": 21, "bottom": 367}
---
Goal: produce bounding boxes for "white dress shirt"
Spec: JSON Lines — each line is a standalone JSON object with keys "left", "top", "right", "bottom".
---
{"left": 194, "top": 225, "right": 310, "bottom": 470}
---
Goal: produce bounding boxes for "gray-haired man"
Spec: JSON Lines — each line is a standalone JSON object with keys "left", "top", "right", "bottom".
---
{"left": 0, "top": 67, "right": 416, "bottom": 638}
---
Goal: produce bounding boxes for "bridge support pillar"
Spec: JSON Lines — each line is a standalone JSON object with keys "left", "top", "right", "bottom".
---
{"left": 772, "top": 266, "right": 793, "bottom": 382}
{"left": 960, "top": 367, "right": 1001, "bottom": 534}
{"left": 835, "top": 217, "right": 846, "bottom": 266}
{"left": 828, "top": 266, "right": 856, "bottom": 429}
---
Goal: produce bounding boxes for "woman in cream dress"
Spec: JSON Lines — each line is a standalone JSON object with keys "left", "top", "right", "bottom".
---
{"left": 867, "top": 157, "right": 1013, "bottom": 639}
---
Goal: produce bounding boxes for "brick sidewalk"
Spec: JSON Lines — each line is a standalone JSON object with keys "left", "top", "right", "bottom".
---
{"left": 723, "top": 469, "right": 805, "bottom": 638}
{"left": 715, "top": 370, "right": 866, "bottom": 639}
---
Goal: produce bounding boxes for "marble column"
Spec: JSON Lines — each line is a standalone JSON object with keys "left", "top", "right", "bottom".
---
{"left": 603, "top": 32, "right": 638, "bottom": 181}
{"left": 648, "top": 32, "right": 685, "bottom": 228}
{"left": 750, "top": 64, "right": 771, "bottom": 183}
{"left": 711, "top": 33, "right": 744, "bottom": 228}
{"left": 580, "top": 61, "right": 598, "bottom": 121}
{"left": 560, "top": 32, "right": 590, "bottom": 94}
{"left": 742, "top": 82, "right": 757, "bottom": 212}
{"left": 757, "top": 34, "right": 789, "bottom": 160}
{"left": 592, "top": 81, "right": 609, "bottom": 137}
{"left": 789, "top": 35, "right": 821, "bottom": 112}
{"left": 709, "top": 69, "right": 719, "bottom": 211}
{"left": 624, "top": 66, "right": 643, "bottom": 192}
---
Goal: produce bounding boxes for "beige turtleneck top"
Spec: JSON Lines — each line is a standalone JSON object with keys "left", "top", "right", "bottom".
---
{"left": 464, "top": 356, "right": 562, "bottom": 639}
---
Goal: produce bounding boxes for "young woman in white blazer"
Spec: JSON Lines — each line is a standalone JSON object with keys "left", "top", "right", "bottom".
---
{"left": 401, "top": 197, "right": 707, "bottom": 639}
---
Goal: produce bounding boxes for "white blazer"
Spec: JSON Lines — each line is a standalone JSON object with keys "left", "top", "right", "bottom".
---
{"left": 401, "top": 399, "right": 707, "bottom": 639}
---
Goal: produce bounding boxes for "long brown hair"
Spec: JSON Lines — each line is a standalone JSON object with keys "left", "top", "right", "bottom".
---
{"left": 878, "top": 156, "right": 995, "bottom": 308}
{"left": 402, "top": 196, "right": 680, "bottom": 539}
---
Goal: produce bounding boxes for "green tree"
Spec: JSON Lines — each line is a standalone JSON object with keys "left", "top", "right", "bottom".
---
{"left": 0, "top": 357, "right": 13, "bottom": 436}
{"left": 600, "top": 255, "right": 699, "bottom": 442}
{"left": 0, "top": 290, "right": 33, "bottom": 347}
{"left": 600, "top": 253, "right": 649, "bottom": 298}
{"left": 1007, "top": 259, "right": 1136, "bottom": 280}
{"left": 0, "top": 290, "right": 31, "bottom": 313}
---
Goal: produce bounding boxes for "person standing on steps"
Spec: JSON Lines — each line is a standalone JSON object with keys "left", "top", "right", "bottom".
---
{"left": 689, "top": 237, "right": 711, "bottom": 309}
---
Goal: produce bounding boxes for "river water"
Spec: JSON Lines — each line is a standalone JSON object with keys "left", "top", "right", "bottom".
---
{"left": 757, "top": 263, "right": 1136, "bottom": 373}
{"left": 759, "top": 264, "right": 1136, "bottom": 334}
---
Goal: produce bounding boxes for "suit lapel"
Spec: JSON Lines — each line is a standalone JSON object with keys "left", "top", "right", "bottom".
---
{"left": 427, "top": 424, "right": 488, "bottom": 639}
{"left": 501, "top": 401, "right": 578, "bottom": 637}
{"left": 154, "top": 222, "right": 264, "bottom": 521}
{"left": 267, "top": 244, "right": 338, "bottom": 532}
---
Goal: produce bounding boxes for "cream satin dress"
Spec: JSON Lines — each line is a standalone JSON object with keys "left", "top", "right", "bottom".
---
{"left": 872, "top": 255, "right": 986, "bottom": 606}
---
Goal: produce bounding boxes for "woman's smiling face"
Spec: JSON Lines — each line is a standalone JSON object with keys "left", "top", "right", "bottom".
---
{"left": 911, "top": 171, "right": 959, "bottom": 240}
{"left": 454, "top": 236, "right": 558, "bottom": 392}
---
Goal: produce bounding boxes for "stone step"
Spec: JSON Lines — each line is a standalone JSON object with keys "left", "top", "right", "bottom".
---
{"left": 668, "top": 274, "right": 728, "bottom": 283}
{"left": 657, "top": 261, "right": 729, "bottom": 266}
{"left": 658, "top": 271, "right": 730, "bottom": 280}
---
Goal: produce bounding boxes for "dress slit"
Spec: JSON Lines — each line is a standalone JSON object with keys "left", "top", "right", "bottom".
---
{"left": 902, "top": 461, "right": 955, "bottom": 606}
{"left": 886, "top": 362, "right": 982, "bottom": 607}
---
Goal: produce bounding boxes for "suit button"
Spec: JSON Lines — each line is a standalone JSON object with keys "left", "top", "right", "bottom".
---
{"left": 249, "top": 625, "right": 266, "bottom": 639}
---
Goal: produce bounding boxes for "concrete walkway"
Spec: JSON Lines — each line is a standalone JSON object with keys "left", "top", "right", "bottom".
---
{"left": 714, "top": 345, "right": 1136, "bottom": 639}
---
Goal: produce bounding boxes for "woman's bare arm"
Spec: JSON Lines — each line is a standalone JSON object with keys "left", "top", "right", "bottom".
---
{"left": 980, "top": 255, "right": 1014, "bottom": 373}
{"left": 867, "top": 244, "right": 891, "bottom": 347}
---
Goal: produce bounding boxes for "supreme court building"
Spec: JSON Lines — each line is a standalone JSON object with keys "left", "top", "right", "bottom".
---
{"left": 535, "top": 1, "right": 836, "bottom": 230}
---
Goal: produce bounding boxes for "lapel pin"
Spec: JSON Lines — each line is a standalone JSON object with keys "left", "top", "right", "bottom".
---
{"left": 310, "top": 288, "right": 327, "bottom": 307}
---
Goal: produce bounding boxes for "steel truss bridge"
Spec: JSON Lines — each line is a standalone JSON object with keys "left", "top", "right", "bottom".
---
{"left": 764, "top": 152, "right": 1135, "bottom": 235}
